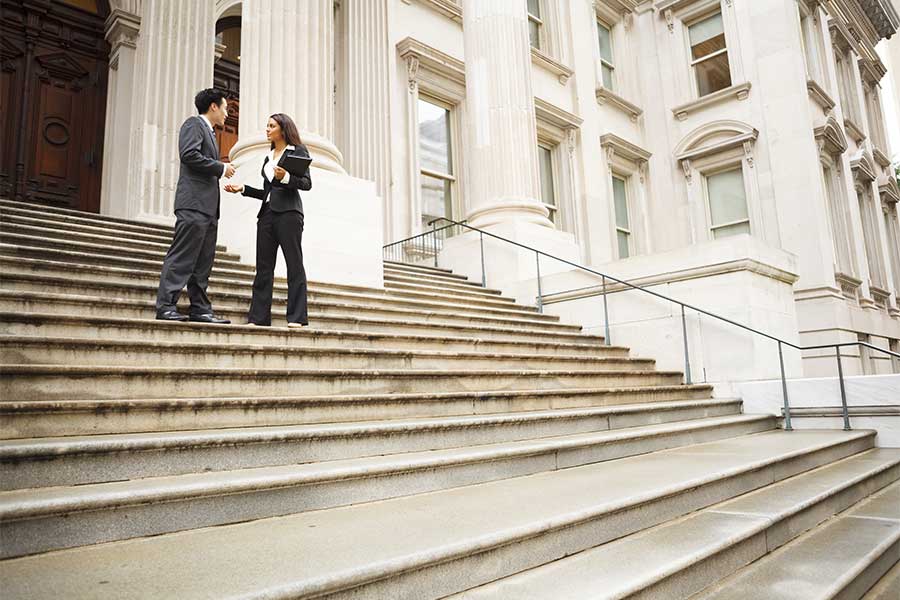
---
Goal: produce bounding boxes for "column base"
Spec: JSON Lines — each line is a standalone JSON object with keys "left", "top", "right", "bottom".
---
{"left": 466, "top": 198, "right": 554, "bottom": 229}
{"left": 231, "top": 133, "right": 346, "bottom": 174}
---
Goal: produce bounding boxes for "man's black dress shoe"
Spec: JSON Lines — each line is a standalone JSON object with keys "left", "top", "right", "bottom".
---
{"left": 189, "top": 313, "right": 231, "bottom": 324}
{"left": 156, "top": 310, "right": 189, "bottom": 322}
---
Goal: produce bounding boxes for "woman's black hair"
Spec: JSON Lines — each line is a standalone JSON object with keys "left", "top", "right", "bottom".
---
{"left": 269, "top": 113, "right": 303, "bottom": 149}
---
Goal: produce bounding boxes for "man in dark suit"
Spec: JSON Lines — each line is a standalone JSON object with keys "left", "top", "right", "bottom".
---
{"left": 155, "top": 89, "right": 235, "bottom": 323}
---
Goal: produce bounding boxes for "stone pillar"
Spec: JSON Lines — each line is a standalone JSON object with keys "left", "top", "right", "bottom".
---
{"left": 232, "top": 0, "right": 344, "bottom": 173}
{"left": 338, "top": 0, "right": 391, "bottom": 232}
{"left": 127, "top": 0, "right": 216, "bottom": 222}
{"left": 100, "top": 8, "right": 141, "bottom": 217}
{"left": 461, "top": 0, "right": 550, "bottom": 228}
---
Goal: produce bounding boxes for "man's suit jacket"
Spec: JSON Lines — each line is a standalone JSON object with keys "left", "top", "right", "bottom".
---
{"left": 242, "top": 144, "right": 313, "bottom": 218}
{"left": 175, "top": 116, "right": 225, "bottom": 219}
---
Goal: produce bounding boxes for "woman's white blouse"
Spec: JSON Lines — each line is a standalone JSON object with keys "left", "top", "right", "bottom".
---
{"left": 264, "top": 144, "right": 295, "bottom": 184}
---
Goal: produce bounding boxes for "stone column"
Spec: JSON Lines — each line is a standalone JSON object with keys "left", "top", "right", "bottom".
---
{"left": 127, "top": 0, "right": 216, "bottom": 221}
{"left": 232, "top": 0, "right": 344, "bottom": 173}
{"left": 338, "top": 0, "right": 391, "bottom": 229}
{"left": 461, "top": 0, "right": 550, "bottom": 228}
{"left": 100, "top": 7, "right": 141, "bottom": 217}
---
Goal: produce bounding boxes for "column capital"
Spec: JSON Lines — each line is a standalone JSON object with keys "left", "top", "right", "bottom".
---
{"left": 105, "top": 9, "right": 141, "bottom": 69}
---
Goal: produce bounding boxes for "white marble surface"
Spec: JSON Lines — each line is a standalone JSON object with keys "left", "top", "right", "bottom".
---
{"left": 739, "top": 374, "right": 900, "bottom": 447}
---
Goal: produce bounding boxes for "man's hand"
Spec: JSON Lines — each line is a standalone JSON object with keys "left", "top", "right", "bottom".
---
{"left": 223, "top": 183, "right": 244, "bottom": 193}
{"left": 273, "top": 166, "right": 287, "bottom": 181}
{"left": 224, "top": 164, "right": 236, "bottom": 178}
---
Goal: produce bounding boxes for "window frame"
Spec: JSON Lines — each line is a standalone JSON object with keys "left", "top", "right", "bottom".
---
{"left": 416, "top": 93, "right": 458, "bottom": 231}
{"left": 537, "top": 142, "right": 559, "bottom": 226}
{"left": 686, "top": 9, "right": 733, "bottom": 98}
{"left": 611, "top": 173, "right": 633, "bottom": 259}
{"left": 702, "top": 163, "right": 752, "bottom": 240}
{"left": 527, "top": 0, "right": 543, "bottom": 51}
{"left": 596, "top": 18, "right": 616, "bottom": 91}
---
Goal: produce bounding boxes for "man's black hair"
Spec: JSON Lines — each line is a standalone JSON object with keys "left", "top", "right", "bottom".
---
{"left": 194, "top": 88, "right": 226, "bottom": 115}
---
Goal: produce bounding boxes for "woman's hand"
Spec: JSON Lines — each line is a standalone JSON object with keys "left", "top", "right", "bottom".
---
{"left": 273, "top": 166, "right": 287, "bottom": 181}
{"left": 224, "top": 183, "right": 244, "bottom": 193}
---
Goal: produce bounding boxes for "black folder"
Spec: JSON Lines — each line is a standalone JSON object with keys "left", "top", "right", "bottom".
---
{"left": 278, "top": 150, "right": 312, "bottom": 178}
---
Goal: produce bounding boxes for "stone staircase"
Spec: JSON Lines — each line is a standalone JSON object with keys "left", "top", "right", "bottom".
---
{"left": 0, "top": 199, "right": 896, "bottom": 599}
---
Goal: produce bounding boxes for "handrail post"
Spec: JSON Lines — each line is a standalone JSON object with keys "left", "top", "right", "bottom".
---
{"left": 602, "top": 275, "right": 611, "bottom": 346}
{"left": 681, "top": 305, "right": 692, "bottom": 385}
{"left": 835, "top": 346, "right": 851, "bottom": 430}
{"left": 431, "top": 221, "right": 438, "bottom": 267}
{"left": 535, "top": 252, "right": 543, "bottom": 313}
{"left": 778, "top": 341, "right": 792, "bottom": 431}
{"left": 479, "top": 232, "right": 486, "bottom": 288}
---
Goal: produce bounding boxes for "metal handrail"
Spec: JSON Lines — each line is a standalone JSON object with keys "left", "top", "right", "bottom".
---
{"left": 417, "top": 217, "right": 900, "bottom": 431}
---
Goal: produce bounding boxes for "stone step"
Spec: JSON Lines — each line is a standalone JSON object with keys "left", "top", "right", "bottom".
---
{"left": 0, "top": 387, "right": 718, "bottom": 438}
{"left": 384, "top": 269, "right": 480, "bottom": 290}
{"left": 383, "top": 277, "right": 507, "bottom": 301}
{"left": 0, "top": 253, "right": 510, "bottom": 306}
{"left": 0, "top": 271, "right": 548, "bottom": 321}
{"left": 0, "top": 219, "right": 242, "bottom": 261}
{"left": 0, "top": 211, "right": 228, "bottom": 251}
{"left": 0, "top": 234, "right": 253, "bottom": 272}
{"left": 0, "top": 430, "right": 875, "bottom": 598}
{"left": 0, "top": 293, "right": 598, "bottom": 342}
{"left": 861, "top": 562, "right": 900, "bottom": 600}
{"left": 0, "top": 414, "right": 776, "bottom": 558}
{"left": 450, "top": 448, "right": 900, "bottom": 599}
{"left": 0, "top": 399, "right": 741, "bottom": 490}
{"left": 383, "top": 259, "right": 467, "bottom": 279}
{"left": 0, "top": 311, "right": 613, "bottom": 358}
{"left": 0, "top": 335, "right": 650, "bottom": 372}
{"left": 692, "top": 479, "right": 900, "bottom": 600}
{"left": 384, "top": 271, "right": 509, "bottom": 298}
{"left": 0, "top": 290, "right": 588, "bottom": 337}
{"left": 0, "top": 199, "right": 175, "bottom": 234}
{"left": 0, "top": 364, "right": 686, "bottom": 401}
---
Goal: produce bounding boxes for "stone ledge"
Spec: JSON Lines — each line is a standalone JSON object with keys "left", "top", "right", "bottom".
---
{"left": 672, "top": 82, "right": 752, "bottom": 121}
{"left": 596, "top": 86, "right": 643, "bottom": 121}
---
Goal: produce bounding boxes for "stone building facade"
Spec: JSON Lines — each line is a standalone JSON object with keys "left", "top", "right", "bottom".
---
{"left": 3, "top": 0, "right": 899, "bottom": 381}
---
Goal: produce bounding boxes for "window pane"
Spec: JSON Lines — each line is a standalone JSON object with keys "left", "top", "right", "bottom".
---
{"left": 529, "top": 19, "right": 541, "bottom": 49}
{"left": 539, "top": 146, "right": 555, "bottom": 207}
{"left": 602, "top": 64, "right": 614, "bottom": 89}
{"left": 612, "top": 176, "right": 629, "bottom": 230}
{"left": 689, "top": 13, "right": 725, "bottom": 60}
{"left": 527, "top": 0, "right": 540, "bottom": 18}
{"left": 418, "top": 99, "right": 451, "bottom": 175}
{"left": 695, "top": 51, "right": 732, "bottom": 96}
{"left": 712, "top": 221, "right": 751, "bottom": 239}
{"left": 617, "top": 230, "right": 631, "bottom": 258}
{"left": 707, "top": 168, "right": 749, "bottom": 227}
{"left": 420, "top": 173, "right": 451, "bottom": 226}
{"left": 597, "top": 22, "right": 613, "bottom": 63}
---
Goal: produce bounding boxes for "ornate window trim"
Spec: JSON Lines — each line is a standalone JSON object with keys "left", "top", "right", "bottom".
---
{"left": 814, "top": 116, "right": 848, "bottom": 157}
{"left": 535, "top": 98, "right": 583, "bottom": 235}
{"left": 601, "top": 133, "right": 653, "bottom": 256}
{"left": 807, "top": 79, "right": 836, "bottom": 113}
{"left": 671, "top": 82, "right": 751, "bottom": 121}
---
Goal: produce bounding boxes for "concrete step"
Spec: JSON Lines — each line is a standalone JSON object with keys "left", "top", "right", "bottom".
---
{"left": 0, "top": 254, "right": 509, "bottom": 307}
{"left": 861, "top": 562, "right": 900, "bottom": 600}
{"left": 692, "top": 479, "right": 900, "bottom": 600}
{"left": 0, "top": 291, "right": 590, "bottom": 338}
{"left": 0, "top": 386, "right": 718, "bottom": 438}
{"left": 0, "top": 220, "right": 242, "bottom": 261}
{"left": 0, "top": 414, "right": 776, "bottom": 558}
{"left": 0, "top": 271, "right": 550, "bottom": 321}
{"left": 450, "top": 448, "right": 900, "bottom": 599}
{"left": 384, "top": 269, "right": 481, "bottom": 291}
{"left": 0, "top": 234, "right": 253, "bottom": 273}
{"left": 383, "top": 277, "right": 508, "bottom": 301}
{"left": 0, "top": 211, "right": 228, "bottom": 251}
{"left": 0, "top": 293, "right": 599, "bottom": 342}
{"left": 0, "top": 363, "right": 686, "bottom": 401}
{"left": 0, "top": 335, "right": 650, "bottom": 372}
{"left": 383, "top": 259, "right": 468, "bottom": 279}
{"left": 0, "top": 400, "right": 742, "bottom": 490}
{"left": 0, "top": 429, "right": 875, "bottom": 599}
{"left": 0, "top": 199, "right": 175, "bottom": 235}
{"left": 0, "top": 311, "right": 613, "bottom": 357}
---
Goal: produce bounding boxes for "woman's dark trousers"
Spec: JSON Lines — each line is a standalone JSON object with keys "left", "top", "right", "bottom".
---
{"left": 248, "top": 205, "right": 308, "bottom": 325}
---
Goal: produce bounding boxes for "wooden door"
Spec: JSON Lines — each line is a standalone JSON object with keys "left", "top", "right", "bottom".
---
{"left": 1, "top": 0, "right": 109, "bottom": 213}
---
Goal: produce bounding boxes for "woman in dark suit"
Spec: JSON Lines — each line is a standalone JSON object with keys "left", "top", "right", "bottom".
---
{"left": 224, "top": 113, "right": 311, "bottom": 328}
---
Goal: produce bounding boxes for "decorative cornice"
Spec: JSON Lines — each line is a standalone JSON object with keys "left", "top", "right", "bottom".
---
{"left": 596, "top": 86, "right": 643, "bottom": 122}
{"left": 814, "top": 116, "right": 848, "bottom": 157}
{"left": 857, "top": 0, "right": 900, "bottom": 41}
{"left": 396, "top": 37, "right": 465, "bottom": 88}
{"left": 534, "top": 97, "right": 583, "bottom": 130}
{"left": 873, "top": 147, "right": 891, "bottom": 168}
{"left": 879, "top": 179, "right": 900, "bottom": 204}
{"left": 672, "top": 82, "right": 752, "bottom": 121}
{"left": 600, "top": 133, "right": 652, "bottom": 164}
{"left": 530, "top": 47, "right": 574, "bottom": 84}
{"left": 851, "top": 152, "right": 877, "bottom": 182}
{"left": 807, "top": 79, "right": 836, "bottom": 112}
{"left": 843, "top": 117, "right": 867, "bottom": 144}
{"left": 401, "top": 0, "right": 462, "bottom": 23}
